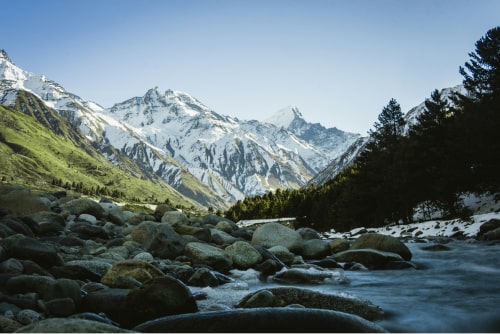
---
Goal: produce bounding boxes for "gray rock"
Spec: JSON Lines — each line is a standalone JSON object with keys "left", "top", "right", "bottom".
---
{"left": 161, "top": 211, "right": 189, "bottom": 226}
{"left": 100, "top": 259, "right": 165, "bottom": 287}
{"left": 15, "top": 309, "right": 44, "bottom": 325}
{"left": 251, "top": 223, "right": 303, "bottom": 253}
{"left": 297, "top": 227, "right": 322, "bottom": 240}
{"left": 2, "top": 235, "right": 64, "bottom": 268}
{"left": 82, "top": 276, "right": 198, "bottom": 329}
{"left": 14, "top": 317, "right": 133, "bottom": 333}
{"left": 60, "top": 198, "right": 104, "bottom": 219}
{"left": 184, "top": 242, "right": 233, "bottom": 271}
{"left": 301, "top": 239, "right": 331, "bottom": 259}
{"left": 224, "top": 241, "right": 263, "bottom": 269}
{"left": 334, "top": 249, "right": 404, "bottom": 269}
{"left": 129, "top": 221, "right": 186, "bottom": 259}
{"left": 351, "top": 233, "right": 412, "bottom": 261}
{"left": 237, "top": 287, "right": 384, "bottom": 321}
{"left": 65, "top": 260, "right": 112, "bottom": 277}
{"left": 132, "top": 307, "right": 388, "bottom": 333}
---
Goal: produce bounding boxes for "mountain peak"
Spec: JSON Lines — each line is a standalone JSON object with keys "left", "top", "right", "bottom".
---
{"left": 265, "top": 105, "right": 303, "bottom": 128}
{"left": 0, "top": 49, "right": 13, "bottom": 63}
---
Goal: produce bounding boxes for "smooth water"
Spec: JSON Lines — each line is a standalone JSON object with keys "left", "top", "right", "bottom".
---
{"left": 192, "top": 240, "right": 500, "bottom": 333}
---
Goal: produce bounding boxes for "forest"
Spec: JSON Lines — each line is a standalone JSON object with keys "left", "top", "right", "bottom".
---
{"left": 225, "top": 26, "right": 500, "bottom": 232}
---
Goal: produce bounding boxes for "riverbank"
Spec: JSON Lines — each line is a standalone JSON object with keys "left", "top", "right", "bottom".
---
{"left": 0, "top": 184, "right": 499, "bottom": 332}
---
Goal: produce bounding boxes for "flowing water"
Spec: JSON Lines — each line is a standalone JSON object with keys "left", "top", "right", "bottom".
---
{"left": 191, "top": 240, "right": 500, "bottom": 333}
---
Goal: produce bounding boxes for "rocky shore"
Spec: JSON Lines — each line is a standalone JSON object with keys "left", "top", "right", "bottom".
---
{"left": 0, "top": 184, "right": 498, "bottom": 332}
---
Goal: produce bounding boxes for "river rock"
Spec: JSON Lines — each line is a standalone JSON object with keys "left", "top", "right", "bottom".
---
{"left": 301, "top": 239, "right": 331, "bottom": 259}
{"left": 184, "top": 242, "right": 233, "bottom": 271}
{"left": 187, "top": 267, "right": 219, "bottom": 287}
{"left": 173, "top": 224, "right": 211, "bottom": 242}
{"left": 14, "top": 317, "right": 133, "bottom": 333}
{"left": 236, "top": 287, "right": 384, "bottom": 321}
{"left": 0, "top": 258, "right": 24, "bottom": 274}
{"left": 0, "top": 314, "right": 22, "bottom": 332}
{"left": 0, "top": 186, "right": 49, "bottom": 216}
{"left": 5, "top": 274, "right": 55, "bottom": 297}
{"left": 161, "top": 210, "right": 189, "bottom": 225}
{"left": 64, "top": 260, "right": 112, "bottom": 277}
{"left": 329, "top": 239, "right": 351, "bottom": 253}
{"left": 268, "top": 245, "right": 296, "bottom": 265}
{"left": 1, "top": 235, "right": 63, "bottom": 268}
{"left": 251, "top": 223, "right": 303, "bottom": 253}
{"left": 334, "top": 249, "right": 404, "bottom": 269}
{"left": 271, "top": 267, "right": 343, "bottom": 284}
{"left": 60, "top": 198, "right": 104, "bottom": 219}
{"left": 100, "top": 259, "right": 165, "bottom": 287}
{"left": 210, "top": 228, "right": 240, "bottom": 245}
{"left": 128, "top": 221, "right": 186, "bottom": 259}
{"left": 132, "top": 307, "right": 388, "bottom": 333}
{"left": 297, "top": 227, "right": 322, "bottom": 240}
{"left": 224, "top": 241, "right": 263, "bottom": 269}
{"left": 351, "top": 233, "right": 412, "bottom": 260}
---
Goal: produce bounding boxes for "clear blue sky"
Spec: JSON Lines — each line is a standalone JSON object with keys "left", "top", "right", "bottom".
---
{"left": 2, "top": 0, "right": 500, "bottom": 134}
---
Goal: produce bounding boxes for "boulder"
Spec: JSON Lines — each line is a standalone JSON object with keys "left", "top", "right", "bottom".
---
{"left": 351, "top": 233, "right": 412, "bottom": 261}
{"left": 82, "top": 276, "right": 198, "bottom": 329}
{"left": 224, "top": 241, "right": 263, "bottom": 269}
{"left": 101, "top": 260, "right": 165, "bottom": 287}
{"left": 236, "top": 287, "right": 384, "bottom": 321}
{"left": 129, "top": 221, "right": 186, "bottom": 259}
{"left": 271, "top": 267, "right": 344, "bottom": 284}
{"left": 329, "top": 239, "right": 351, "bottom": 253}
{"left": 334, "top": 249, "right": 404, "bottom": 270}
{"left": 184, "top": 242, "right": 232, "bottom": 271}
{"left": 301, "top": 239, "right": 331, "bottom": 259}
{"left": 132, "top": 307, "right": 388, "bottom": 333}
{"left": 251, "top": 223, "right": 303, "bottom": 253}
{"left": 296, "top": 227, "right": 322, "bottom": 240}
{"left": 161, "top": 210, "right": 189, "bottom": 225}
{"left": 60, "top": 198, "right": 104, "bottom": 219}
{"left": 0, "top": 186, "right": 49, "bottom": 216}
{"left": 14, "top": 318, "right": 132, "bottom": 333}
{"left": 1, "top": 235, "right": 63, "bottom": 268}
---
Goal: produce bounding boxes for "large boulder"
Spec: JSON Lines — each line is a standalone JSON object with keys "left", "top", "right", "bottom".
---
{"left": 60, "top": 198, "right": 104, "bottom": 219}
{"left": 334, "top": 249, "right": 404, "bottom": 269}
{"left": 351, "top": 233, "right": 412, "bottom": 261}
{"left": 0, "top": 185, "right": 49, "bottom": 216}
{"left": 224, "top": 241, "right": 263, "bottom": 269}
{"left": 100, "top": 260, "right": 165, "bottom": 287}
{"left": 128, "top": 221, "right": 186, "bottom": 259}
{"left": 237, "top": 287, "right": 384, "bottom": 321}
{"left": 132, "top": 307, "right": 388, "bottom": 333}
{"left": 301, "top": 239, "right": 331, "bottom": 259}
{"left": 14, "top": 318, "right": 132, "bottom": 333}
{"left": 82, "top": 276, "right": 198, "bottom": 329}
{"left": 1, "top": 235, "right": 64, "bottom": 268}
{"left": 184, "top": 242, "right": 233, "bottom": 271}
{"left": 251, "top": 223, "right": 303, "bottom": 253}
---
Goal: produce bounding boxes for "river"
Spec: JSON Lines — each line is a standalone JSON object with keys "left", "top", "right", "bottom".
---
{"left": 191, "top": 239, "right": 500, "bottom": 333}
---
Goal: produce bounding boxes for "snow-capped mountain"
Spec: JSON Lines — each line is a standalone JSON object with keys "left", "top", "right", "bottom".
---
{"left": 104, "top": 89, "right": 359, "bottom": 201}
{"left": 0, "top": 49, "right": 360, "bottom": 207}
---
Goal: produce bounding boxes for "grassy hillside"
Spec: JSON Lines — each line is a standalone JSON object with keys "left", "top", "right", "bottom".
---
{"left": 0, "top": 102, "right": 204, "bottom": 210}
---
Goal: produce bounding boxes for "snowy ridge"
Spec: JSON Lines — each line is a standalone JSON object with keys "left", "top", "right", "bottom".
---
{"left": 0, "top": 49, "right": 361, "bottom": 207}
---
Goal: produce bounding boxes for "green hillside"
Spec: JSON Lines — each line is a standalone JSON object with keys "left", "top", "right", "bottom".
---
{"left": 0, "top": 102, "right": 203, "bottom": 210}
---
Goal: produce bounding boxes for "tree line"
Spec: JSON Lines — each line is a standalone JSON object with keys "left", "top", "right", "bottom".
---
{"left": 225, "top": 26, "right": 500, "bottom": 232}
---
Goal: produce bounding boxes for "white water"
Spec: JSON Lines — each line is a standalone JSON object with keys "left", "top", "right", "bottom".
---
{"left": 191, "top": 240, "right": 500, "bottom": 333}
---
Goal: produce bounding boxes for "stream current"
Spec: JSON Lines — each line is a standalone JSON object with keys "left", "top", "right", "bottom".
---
{"left": 191, "top": 240, "right": 500, "bottom": 333}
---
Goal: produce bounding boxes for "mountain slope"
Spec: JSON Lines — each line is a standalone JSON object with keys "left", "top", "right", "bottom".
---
{"left": 0, "top": 99, "right": 202, "bottom": 208}
{"left": 0, "top": 49, "right": 360, "bottom": 207}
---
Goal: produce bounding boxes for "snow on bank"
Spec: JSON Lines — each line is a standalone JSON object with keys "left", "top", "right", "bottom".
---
{"left": 324, "top": 193, "right": 500, "bottom": 240}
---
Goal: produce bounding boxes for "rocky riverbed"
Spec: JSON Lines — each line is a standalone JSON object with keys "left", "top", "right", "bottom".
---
{"left": 0, "top": 184, "right": 499, "bottom": 332}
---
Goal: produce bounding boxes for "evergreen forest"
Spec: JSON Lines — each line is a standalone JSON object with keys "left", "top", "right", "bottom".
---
{"left": 225, "top": 26, "right": 500, "bottom": 232}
